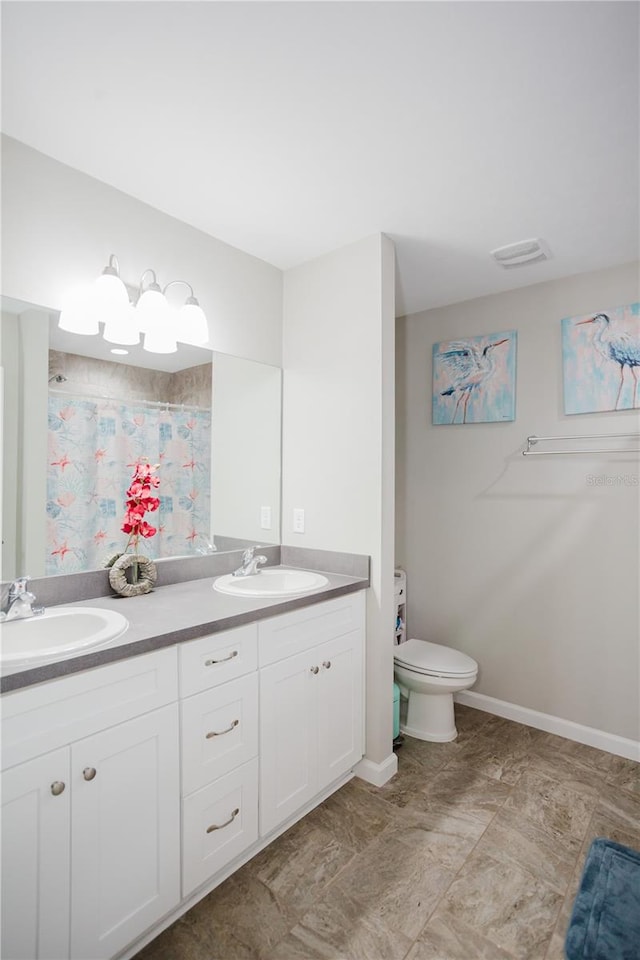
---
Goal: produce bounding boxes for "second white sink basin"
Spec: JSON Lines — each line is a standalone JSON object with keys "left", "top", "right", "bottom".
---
{"left": 0, "top": 606, "right": 129, "bottom": 667}
{"left": 213, "top": 568, "right": 329, "bottom": 598}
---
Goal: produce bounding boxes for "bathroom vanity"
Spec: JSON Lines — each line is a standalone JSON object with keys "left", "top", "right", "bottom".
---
{"left": 0, "top": 572, "right": 367, "bottom": 960}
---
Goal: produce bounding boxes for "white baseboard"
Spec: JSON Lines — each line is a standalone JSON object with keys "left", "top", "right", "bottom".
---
{"left": 455, "top": 691, "right": 640, "bottom": 762}
{"left": 354, "top": 752, "right": 398, "bottom": 786}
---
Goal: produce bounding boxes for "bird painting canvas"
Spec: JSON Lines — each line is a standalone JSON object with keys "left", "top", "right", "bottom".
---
{"left": 562, "top": 302, "right": 640, "bottom": 414}
{"left": 432, "top": 330, "right": 517, "bottom": 425}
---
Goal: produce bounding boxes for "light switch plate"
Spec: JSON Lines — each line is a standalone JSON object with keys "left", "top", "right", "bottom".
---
{"left": 292, "top": 508, "right": 305, "bottom": 534}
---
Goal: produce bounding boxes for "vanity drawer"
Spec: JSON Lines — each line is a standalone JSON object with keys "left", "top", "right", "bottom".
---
{"left": 182, "top": 757, "right": 259, "bottom": 898}
{"left": 258, "top": 592, "right": 365, "bottom": 667}
{"left": 180, "top": 672, "right": 258, "bottom": 795}
{"left": 179, "top": 624, "right": 258, "bottom": 698}
{"left": 1, "top": 648, "right": 178, "bottom": 771}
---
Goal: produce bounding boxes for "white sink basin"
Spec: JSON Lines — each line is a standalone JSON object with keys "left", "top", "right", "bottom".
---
{"left": 0, "top": 606, "right": 129, "bottom": 667}
{"left": 213, "top": 568, "right": 329, "bottom": 598}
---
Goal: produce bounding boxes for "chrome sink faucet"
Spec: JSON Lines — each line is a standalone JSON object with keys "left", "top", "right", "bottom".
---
{"left": 0, "top": 577, "right": 46, "bottom": 622}
{"left": 232, "top": 547, "right": 268, "bottom": 578}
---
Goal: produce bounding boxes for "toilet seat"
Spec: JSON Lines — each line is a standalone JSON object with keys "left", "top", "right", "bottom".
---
{"left": 394, "top": 638, "right": 477, "bottom": 679}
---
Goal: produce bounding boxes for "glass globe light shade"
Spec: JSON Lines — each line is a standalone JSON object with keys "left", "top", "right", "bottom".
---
{"left": 179, "top": 301, "right": 208, "bottom": 346}
{"left": 135, "top": 287, "right": 167, "bottom": 334}
{"left": 103, "top": 303, "right": 140, "bottom": 345}
{"left": 58, "top": 286, "right": 99, "bottom": 335}
{"left": 94, "top": 271, "right": 130, "bottom": 327}
{"left": 143, "top": 303, "right": 176, "bottom": 354}
{"left": 144, "top": 325, "right": 178, "bottom": 354}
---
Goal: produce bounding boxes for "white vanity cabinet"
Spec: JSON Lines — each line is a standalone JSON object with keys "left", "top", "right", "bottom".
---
{"left": 0, "top": 587, "right": 367, "bottom": 960}
{"left": 1, "top": 747, "right": 72, "bottom": 960}
{"left": 258, "top": 592, "right": 365, "bottom": 836}
{"left": 178, "top": 624, "right": 260, "bottom": 897}
{"left": 0, "top": 648, "right": 180, "bottom": 960}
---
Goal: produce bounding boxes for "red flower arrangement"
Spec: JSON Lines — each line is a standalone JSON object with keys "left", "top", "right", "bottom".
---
{"left": 122, "top": 462, "right": 160, "bottom": 554}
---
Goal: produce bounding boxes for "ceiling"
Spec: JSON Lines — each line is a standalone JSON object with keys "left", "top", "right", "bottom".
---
{"left": 1, "top": 1, "right": 638, "bottom": 318}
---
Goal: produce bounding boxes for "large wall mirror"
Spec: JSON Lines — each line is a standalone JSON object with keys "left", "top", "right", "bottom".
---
{"left": 1, "top": 298, "right": 281, "bottom": 580}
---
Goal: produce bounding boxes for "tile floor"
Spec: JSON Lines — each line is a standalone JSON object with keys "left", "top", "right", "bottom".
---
{"left": 134, "top": 705, "right": 639, "bottom": 960}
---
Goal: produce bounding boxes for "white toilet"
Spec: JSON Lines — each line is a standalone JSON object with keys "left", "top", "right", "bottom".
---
{"left": 394, "top": 638, "right": 478, "bottom": 742}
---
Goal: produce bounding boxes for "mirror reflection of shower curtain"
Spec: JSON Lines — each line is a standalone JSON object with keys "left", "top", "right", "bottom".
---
{"left": 46, "top": 396, "right": 211, "bottom": 574}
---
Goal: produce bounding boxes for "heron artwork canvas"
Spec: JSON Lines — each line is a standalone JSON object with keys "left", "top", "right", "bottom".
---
{"left": 562, "top": 302, "right": 640, "bottom": 415}
{"left": 432, "top": 330, "right": 517, "bottom": 425}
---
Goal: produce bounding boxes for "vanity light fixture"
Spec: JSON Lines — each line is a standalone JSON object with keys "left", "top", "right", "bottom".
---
{"left": 163, "top": 280, "right": 208, "bottom": 347}
{"left": 58, "top": 286, "right": 100, "bottom": 335}
{"left": 136, "top": 269, "right": 176, "bottom": 353}
{"left": 57, "top": 255, "right": 209, "bottom": 354}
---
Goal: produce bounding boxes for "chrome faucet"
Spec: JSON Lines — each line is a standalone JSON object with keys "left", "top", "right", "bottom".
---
{"left": 0, "top": 577, "right": 46, "bottom": 622}
{"left": 232, "top": 547, "right": 268, "bottom": 578}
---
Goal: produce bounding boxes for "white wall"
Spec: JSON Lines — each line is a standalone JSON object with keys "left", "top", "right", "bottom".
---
{"left": 282, "top": 233, "right": 396, "bottom": 769}
{"left": 396, "top": 261, "right": 640, "bottom": 741}
{"left": 1, "top": 136, "right": 283, "bottom": 367}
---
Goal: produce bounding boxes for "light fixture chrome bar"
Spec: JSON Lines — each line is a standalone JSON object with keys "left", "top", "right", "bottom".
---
{"left": 523, "top": 433, "right": 640, "bottom": 456}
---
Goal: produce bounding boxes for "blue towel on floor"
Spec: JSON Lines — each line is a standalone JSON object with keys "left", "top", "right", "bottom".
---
{"left": 565, "top": 837, "right": 640, "bottom": 960}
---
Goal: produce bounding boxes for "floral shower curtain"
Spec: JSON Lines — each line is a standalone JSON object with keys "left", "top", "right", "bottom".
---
{"left": 46, "top": 395, "right": 211, "bottom": 574}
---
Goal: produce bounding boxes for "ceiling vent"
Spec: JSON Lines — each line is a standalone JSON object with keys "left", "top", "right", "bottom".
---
{"left": 490, "top": 238, "right": 552, "bottom": 269}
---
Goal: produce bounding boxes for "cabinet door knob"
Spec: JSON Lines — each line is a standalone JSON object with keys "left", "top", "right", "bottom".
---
{"left": 83, "top": 767, "right": 97, "bottom": 781}
{"left": 205, "top": 719, "right": 239, "bottom": 739}
{"left": 206, "top": 808, "right": 240, "bottom": 833}
{"left": 322, "top": 661, "right": 332, "bottom": 669}
{"left": 310, "top": 665, "right": 319, "bottom": 675}
{"left": 50, "top": 781, "right": 66, "bottom": 796}
{"left": 205, "top": 650, "right": 238, "bottom": 666}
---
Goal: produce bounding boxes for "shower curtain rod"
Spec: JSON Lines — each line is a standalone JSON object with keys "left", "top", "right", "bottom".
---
{"left": 49, "top": 388, "right": 210, "bottom": 414}
{"left": 523, "top": 433, "right": 640, "bottom": 456}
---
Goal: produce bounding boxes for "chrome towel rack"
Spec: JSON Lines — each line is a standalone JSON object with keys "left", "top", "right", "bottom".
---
{"left": 523, "top": 433, "right": 640, "bottom": 456}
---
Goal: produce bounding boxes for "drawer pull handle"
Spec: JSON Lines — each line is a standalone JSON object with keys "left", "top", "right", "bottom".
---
{"left": 205, "top": 650, "right": 238, "bottom": 666}
{"left": 51, "top": 781, "right": 66, "bottom": 796}
{"left": 206, "top": 807, "right": 240, "bottom": 833}
{"left": 205, "top": 719, "right": 239, "bottom": 739}
{"left": 323, "top": 661, "right": 332, "bottom": 669}
{"left": 83, "top": 767, "right": 97, "bottom": 781}
{"left": 310, "top": 665, "right": 319, "bottom": 675}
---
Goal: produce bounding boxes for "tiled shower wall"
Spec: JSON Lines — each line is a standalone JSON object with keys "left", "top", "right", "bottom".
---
{"left": 48, "top": 350, "right": 212, "bottom": 408}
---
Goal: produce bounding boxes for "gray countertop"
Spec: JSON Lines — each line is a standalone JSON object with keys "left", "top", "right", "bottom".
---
{"left": 1, "top": 566, "right": 369, "bottom": 693}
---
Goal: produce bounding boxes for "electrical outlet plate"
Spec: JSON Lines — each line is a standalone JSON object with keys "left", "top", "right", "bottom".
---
{"left": 260, "top": 506, "right": 272, "bottom": 530}
{"left": 293, "top": 508, "right": 305, "bottom": 534}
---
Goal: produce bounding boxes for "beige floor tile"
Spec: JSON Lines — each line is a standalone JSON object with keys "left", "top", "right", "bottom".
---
{"left": 605, "top": 755, "right": 640, "bottom": 795}
{"left": 595, "top": 776, "right": 640, "bottom": 837}
{"left": 268, "top": 883, "right": 413, "bottom": 960}
{"left": 533, "top": 733, "right": 615, "bottom": 774}
{"left": 471, "top": 805, "right": 582, "bottom": 893}
{"left": 360, "top": 762, "right": 429, "bottom": 808}
{"left": 451, "top": 703, "right": 494, "bottom": 740}
{"left": 504, "top": 769, "right": 596, "bottom": 843}
{"left": 528, "top": 746, "right": 610, "bottom": 798}
{"left": 135, "top": 897, "right": 260, "bottom": 960}
{"left": 451, "top": 719, "right": 542, "bottom": 785}
{"left": 304, "top": 777, "right": 398, "bottom": 852}
{"left": 333, "top": 833, "right": 457, "bottom": 940}
{"left": 408, "top": 911, "right": 516, "bottom": 960}
{"left": 438, "top": 851, "right": 563, "bottom": 960}
{"left": 409, "top": 760, "right": 513, "bottom": 823}
{"left": 381, "top": 801, "right": 486, "bottom": 872}
{"left": 249, "top": 819, "right": 356, "bottom": 917}
{"left": 544, "top": 927, "right": 568, "bottom": 960}
{"left": 134, "top": 716, "right": 629, "bottom": 960}
{"left": 189, "top": 869, "right": 297, "bottom": 954}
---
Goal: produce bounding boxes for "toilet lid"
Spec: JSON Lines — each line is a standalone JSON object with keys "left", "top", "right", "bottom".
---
{"left": 394, "top": 638, "right": 477, "bottom": 677}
